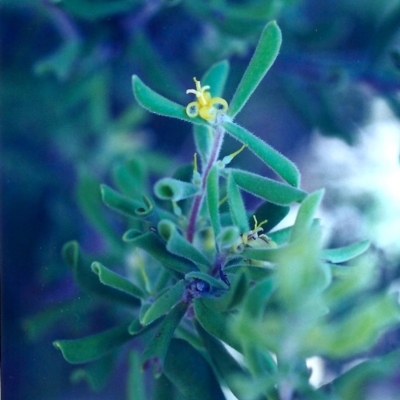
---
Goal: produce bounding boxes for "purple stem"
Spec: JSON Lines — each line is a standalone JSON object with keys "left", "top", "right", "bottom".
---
{"left": 186, "top": 124, "right": 225, "bottom": 243}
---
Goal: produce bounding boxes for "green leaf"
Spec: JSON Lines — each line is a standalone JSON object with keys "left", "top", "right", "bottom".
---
{"left": 228, "top": 21, "right": 282, "bottom": 118}
{"left": 164, "top": 339, "right": 226, "bottom": 400}
{"left": 53, "top": 322, "right": 132, "bottom": 364}
{"left": 206, "top": 165, "right": 221, "bottom": 237}
{"left": 34, "top": 41, "right": 80, "bottom": 80}
{"left": 194, "top": 298, "right": 241, "bottom": 352}
{"left": 100, "top": 184, "right": 143, "bottom": 218}
{"left": 70, "top": 353, "right": 116, "bottom": 391}
{"left": 201, "top": 271, "right": 248, "bottom": 313}
{"left": 229, "top": 168, "right": 307, "bottom": 205}
{"left": 307, "top": 294, "right": 400, "bottom": 358}
{"left": 127, "top": 350, "right": 146, "bottom": 400}
{"left": 194, "top": 124, "right": 213, "bottom": 167}
{"left": 195, "top": 321, "right": 249, "bottom": 399}
{"left": 22, "top": 297, "right": 93, "bottom": 342}
{"left": 62, "top": 241, "right": 140, "bottom": 307}
{"left": 76, "top": 169, "right": 121, "bottom": 247}
{"left": 112, "top": 158, "right": 146, "bottom": 199}
{"left": 158, "top": 220, "right": 210, "bottom": 269}
{"left": 253, "top": 202, "right": 290, "bottom": 233}
{"left": 91, "top": 261, "right": 145, "bottom": 300}
{"left": 243, "top": 278, "right": 276, "bottom": 319}
{"left": 185, "top": 271, "right": 229, "bottom": 290}
{"left": 216, "top": 226, "right": 240, "bottom": 249}
{"left": 290, "top": 189, "right": 324, "bottom": 242}
{"left": 223, "top": 121, "right": 300, "bottom": 187}
{"left": 141, "top": 301, "right": 188, "bottom": 376}
{"left": 323, "top": 348, "right": 400, "bottom": 400}
{"left": 132, "top": 75, "right": 207, "bottom": 126}
{"left": 202, "top": 60, "right": 230, "bottom": 98}
{"left": 123, "top": 231, "right": 198, "bottom": 276}
{"left": 141, "top": 280, "right": 186, "bottom": 325}
{"left": 322, "top": 240, "right": 371, "bottom": 264}
{"left": 154, "top": 178, "right": 200, "bottom": 201}
{"left": 227, "top": 172, "right": 249, "bottom": 232}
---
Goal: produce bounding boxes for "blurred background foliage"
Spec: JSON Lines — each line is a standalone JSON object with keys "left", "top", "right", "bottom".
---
{"left": 3, "top": 0, "right": 400, "bottom": 399}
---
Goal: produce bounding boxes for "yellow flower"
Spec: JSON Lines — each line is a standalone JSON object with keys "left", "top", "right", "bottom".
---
{"left": 186, "top": 77, "right": 228, "bottom": 121}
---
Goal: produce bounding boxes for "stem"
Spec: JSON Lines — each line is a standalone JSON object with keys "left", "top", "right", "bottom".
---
{"left": 186, "top": 123, "right": 225, "bottom": 242}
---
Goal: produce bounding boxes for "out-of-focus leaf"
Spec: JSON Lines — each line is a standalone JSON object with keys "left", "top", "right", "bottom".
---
{"left": 34, "top": 41, "right": 80, "bottom": 80}
{"left": 22, "top": 297, "right": 93, "bottom": 342}
{"left": 59, "top": 0, "right": 141, "bottom": 20}
{"left": 228, "top": 21, "right": 282, "bottom": 118}
{"left": 62, "top": 241, "right": 140, "bottom": 307}
{"left": 91, "top": 261, "right": 145, "bottom": 300}
{"left": 194, "top": 298, "right": 241, "bottom": 352}
{"left": 202, "top": 60, "right": 230, "bottom": 98}
{"left": 127, "top": 350, "right": 146, "bottom": 400}
{"left": 164, "top": 338, "right": 226, "bottom": 400}
{"left": 322, "top": 240, "right": 370, "bottom": 263}
{"left": 141, "top": 280, "right": 185, "bottom": 325}
{"left": 322, "top": 348, "right": 400, "bottom": 400}
{"left": 130, "top": 30, "right": 181, "bottom": 100}
{"left": 229, "top": 168, "right": 306, "bottom": 205}
{"left": 76, "top": 169, "right": 121, "bottom": 248}
{"left": 224, "top": 121, "right": 300, "bottom": 187}
{"left": 70, "top": 353, "right": 116, "bottom": 391}
{"left": 290, "top": 189, "right": 324, "bottom": 242}
{"left": 305, "top": 294, "right": 400, "bottom": 358}
{"left": 112, "top": 158, "right": 146, "bottom": 199}
{"left": 216, "top": 226, "right": 240, "bottom": 249}
{"left": 195, "top": 321, "right": 249, "bottom": 399}
{"left": 123, "top": 230, "right": 197, "bottom": 276}
{"left": 141, "top": 301, "right": 188, "bottom": 376}
{"left": 53, "top": 322, "right": 132, "bottom": 364}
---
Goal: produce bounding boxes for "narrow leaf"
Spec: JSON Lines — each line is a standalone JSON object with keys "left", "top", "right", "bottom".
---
{"left": 229, "top": 169, "right": 306, "bottom": 205}
{"left": 227, "top": 172, "right": 249, "bottom": 232}
{"left": 224, "top": 121, "right": 300, "bottom": 187}
{"left": 194, "top": 298, "right": 241, "bottom": 352}
{"left": 141, "top": 301, "right": 188, "bottom": 376}
{"left": 290, "top": 189, "right": 324, "bottom": 242}
{"left": 128, "top": 350, "right": 146, "bottom": 400}
{"left": 164, "top": 339, "right": 226, "bottom": 400}
{"left": 322, "top": 240, "right": 370, "bottom": 264}
{"left": 158, "top": 220, "right": 211, "bottom": 269}
{"left": 53, "top": 322, "right": 132, "bottom": 364}
{"left": 185, "top": 271, "right": 229, "bottom": 290}
{"left": 132, "top": 75, "right": 207, "bottom": 126}
{"left": 194, "top": 124, "right": 213, "bottom": 167}
{"left": 101, "top": 184, "right": 142, "bottom": 218}
{"left": 202, "top": 60, "right": 230, "bottom": 98}
{"left": 91, "top": 261, "right": 145, "bottom": 300}
{"left": 228, "top": 21, "right": 282, "bottom": 118}
{"left": 71, "top": 353, "right": 116, "bottom": 392}
{"left": 62, "top": 241, "right": 140, "bottom": 307}
{"left": 195, "top": 321, "right": 248, "bottom": 399}
{"left": 123, "top": 231, "right": 198, "bottom": 276}
{"left": 141, "top": 280, "right": 186, "bottom": 325}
